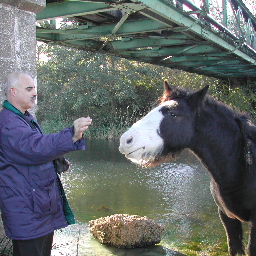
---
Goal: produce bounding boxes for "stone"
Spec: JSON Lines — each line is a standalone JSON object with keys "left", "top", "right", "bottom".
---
{"left": 88, "top": 214, "right": 165, "bottom": 249}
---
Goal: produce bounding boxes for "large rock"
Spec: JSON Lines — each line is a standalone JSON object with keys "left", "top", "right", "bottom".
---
{"left": 88, "top": 214, "right": 165, "bottom": 249}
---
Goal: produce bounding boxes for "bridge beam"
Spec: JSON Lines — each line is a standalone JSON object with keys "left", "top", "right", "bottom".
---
{"left": 132, "top": 0, "right": 256, "bottom": 65}
{"left": 36, "top": 0, "right": 256, "bottom": 78}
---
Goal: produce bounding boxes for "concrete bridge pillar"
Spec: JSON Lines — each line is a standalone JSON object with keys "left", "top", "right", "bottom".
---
{"left": 0, "top": 0, "right": 45, "bottom": 103}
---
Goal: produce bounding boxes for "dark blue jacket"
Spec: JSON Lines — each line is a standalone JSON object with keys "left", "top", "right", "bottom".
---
{"left": 0, "top": 108, "right": 85, "bottom": 240}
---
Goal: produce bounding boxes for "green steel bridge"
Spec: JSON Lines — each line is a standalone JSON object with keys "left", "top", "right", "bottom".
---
{"left": 36, "top": 0, "right": 256, "bottom": 79}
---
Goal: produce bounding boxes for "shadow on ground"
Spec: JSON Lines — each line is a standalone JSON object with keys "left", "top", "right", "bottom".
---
{"left": 0, "top": 218, "right": 12, "bottom": 256}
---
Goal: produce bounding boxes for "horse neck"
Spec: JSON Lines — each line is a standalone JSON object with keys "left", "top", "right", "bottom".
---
{"left": 190, "top": 109, "right": 244, "bottom": 184}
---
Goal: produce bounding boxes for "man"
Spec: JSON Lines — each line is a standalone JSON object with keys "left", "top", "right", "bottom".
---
{"left": 0, "top": 71, "right": 92, "bottom": 256}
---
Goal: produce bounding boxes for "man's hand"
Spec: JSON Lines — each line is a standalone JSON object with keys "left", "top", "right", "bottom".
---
{"left": 72, "top": 117, "right": 92, "bottom": 143}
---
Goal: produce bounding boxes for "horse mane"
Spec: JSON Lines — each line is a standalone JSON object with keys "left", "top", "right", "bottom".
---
{"left": 236, "top": 116, "right": 256, "bottom": 169}
{"left": 159, "top": 86, "right": 256, "bottom": 169}
{"left": 158, "top": 86, "right": 191, "bottom": 103}
{"left": 203, "top": 94, "right": 256, "bottom": 172}
{"left": 159, "top": 86, "right": 242, "bottom": 120}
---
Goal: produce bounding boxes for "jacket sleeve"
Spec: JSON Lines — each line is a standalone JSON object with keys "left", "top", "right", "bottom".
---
{"left": 0, "top": 117, "right": 85, "bottom": 165}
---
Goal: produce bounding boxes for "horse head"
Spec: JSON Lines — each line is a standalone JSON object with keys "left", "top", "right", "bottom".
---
{"left": 119, "top": 82, "right": 209, "bottom": 167}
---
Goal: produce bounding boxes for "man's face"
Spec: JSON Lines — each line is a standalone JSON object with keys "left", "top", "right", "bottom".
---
{"left": 11, "top": 74, "right": 37, "bottom": 113}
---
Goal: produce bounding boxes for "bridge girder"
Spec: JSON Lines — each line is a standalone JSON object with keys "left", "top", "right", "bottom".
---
{"left": 36, "top": 0, "right": 256, "bottom": 79}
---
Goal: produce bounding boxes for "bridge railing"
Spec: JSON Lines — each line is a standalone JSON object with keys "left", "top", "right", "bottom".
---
{"left": 165, "top": 0, "right": 256, "bottom": 52}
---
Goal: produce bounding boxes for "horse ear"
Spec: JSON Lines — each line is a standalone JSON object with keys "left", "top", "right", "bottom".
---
{"left": 164, "top": 81, "right": 172, "bottom": 91}
{"left": 164, "top": 81, "right": 172, "bottom": 94}
{"left": 189, "top": 85, "right": 209, "bottom": 108}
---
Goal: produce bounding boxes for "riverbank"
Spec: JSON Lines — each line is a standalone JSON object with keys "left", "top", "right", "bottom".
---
{"left": 52, "top": 223, "right": 184, "bottom": 256}
{"left": 0, "top": 220, "right": 184, "bottom": 256}
{"left": 0, "top": 215, "right": 229, "bottom": 255}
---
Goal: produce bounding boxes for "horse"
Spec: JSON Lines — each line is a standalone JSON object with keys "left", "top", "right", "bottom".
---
{"left": 119, "top": 81, "right": 256, "bottom": 256}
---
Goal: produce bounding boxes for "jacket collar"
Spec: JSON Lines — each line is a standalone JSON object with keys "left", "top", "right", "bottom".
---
{"left": 2, "top": 100, "right": 39, "bottom": 131}
{"left": 2, "top": 100, "right": 25, "bottom": 118}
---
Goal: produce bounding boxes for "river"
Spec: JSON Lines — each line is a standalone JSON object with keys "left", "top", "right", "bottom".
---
{"left": 51, "top": 140, "right": 239, "bottom": 256}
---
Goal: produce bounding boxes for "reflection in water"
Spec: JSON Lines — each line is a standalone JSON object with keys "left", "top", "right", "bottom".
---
{"left": 52, "top": 140, "right": 231, "bottom": 255}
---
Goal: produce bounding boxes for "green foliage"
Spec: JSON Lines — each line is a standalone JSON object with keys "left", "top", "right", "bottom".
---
{"left": 36, "top": 43, "right": 256, "bottom": 139}
{"left": 208, "top": 81, "right": 256, "bottom": 119}
{"left": 37, "top": 44, "right": 165, "bottom": 138}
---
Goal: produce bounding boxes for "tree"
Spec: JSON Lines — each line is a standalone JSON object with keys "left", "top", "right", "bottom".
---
{"left": 37, "top": 44, "right": 167, "bottom": 137}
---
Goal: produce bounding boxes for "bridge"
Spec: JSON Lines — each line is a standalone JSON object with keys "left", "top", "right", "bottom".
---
{"left": 36, "top": 0, "right": 256, "bottom": 80}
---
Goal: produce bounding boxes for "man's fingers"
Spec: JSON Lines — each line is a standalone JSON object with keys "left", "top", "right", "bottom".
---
{"left": 72, "top": 117, "right": 92, "bottom": 143}
{"left": 74, "top": 117, "right": 91, "bottom": 124}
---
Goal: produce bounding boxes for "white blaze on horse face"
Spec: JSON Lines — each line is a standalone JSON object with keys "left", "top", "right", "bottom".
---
{"left": 119, "top": 101, "right": 178, "bottom": 165}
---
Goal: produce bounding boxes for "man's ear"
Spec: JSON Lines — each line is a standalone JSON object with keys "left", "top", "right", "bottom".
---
{"left": 10, "top": 87, "right": 16, "bottom": 96}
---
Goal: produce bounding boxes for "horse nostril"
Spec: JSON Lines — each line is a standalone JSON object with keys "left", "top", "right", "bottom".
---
{"left": 126, "top": 137, "right": 133, "bottom": 145}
